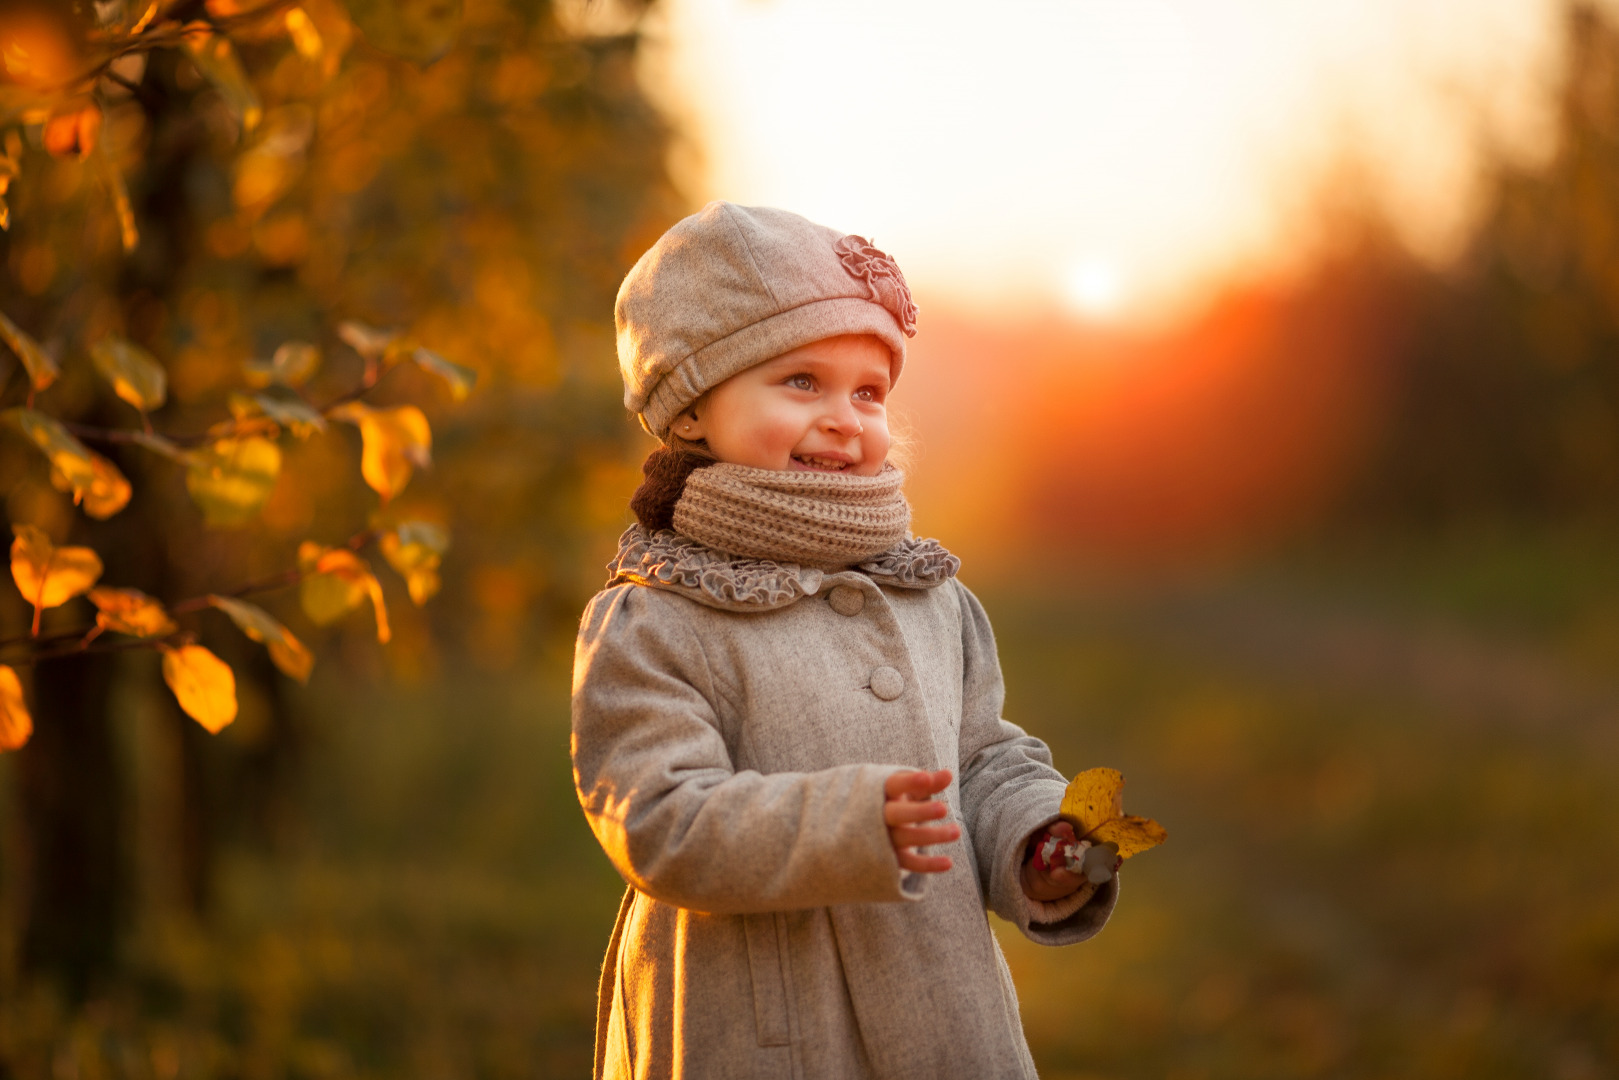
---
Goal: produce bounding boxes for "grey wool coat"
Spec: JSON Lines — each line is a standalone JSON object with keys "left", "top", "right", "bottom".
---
{"left": 571, "top": 526, "right": 1118, "bottom": 1080}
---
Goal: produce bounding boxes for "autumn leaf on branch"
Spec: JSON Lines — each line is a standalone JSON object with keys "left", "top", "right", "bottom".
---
{"left": 208, "top": 594, "right": 314, "bottom": 683}
{"left": 380, "top": 520, "right": 448, "bottom": 604}
{"left": 298, "top": 541, "right": 390, "bottom": 643}
{"left": 87, "top": 587, "right": 178, "bottom": 638}
{"left": 161, "top": 643, "right": 237, "bottom": 733}
{"left": 179, "top": 29, "right": 262, "bottom": 135}
{"left": 10, "top": 524, "right": 103, "bottom": 637}
{"left": 185, "top": 435, "right": 281, "bottom": 526}
{"left": 0, "top": 311, "right": 59, "bottom": 392}
{"left": 4, "top": 408, "right": 132, "bottom": 519}
{"left": 244, "top": 341, "right": 321, "bottom": 388}
{"left": 0, "top": 665, "right": 31, "bottom": 752}
{"left": 228, "top": 389, "right": 326, "bottom": 438}
{"left": 90, "top": 335, "right": 168, "bottom": 414}
{"left": 328, "top": 401, "right": 431, "bottom": 503}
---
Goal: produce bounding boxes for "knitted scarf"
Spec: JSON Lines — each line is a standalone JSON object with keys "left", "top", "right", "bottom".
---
{"left": 671, "top": 461, "right": 912, "bottom": 568}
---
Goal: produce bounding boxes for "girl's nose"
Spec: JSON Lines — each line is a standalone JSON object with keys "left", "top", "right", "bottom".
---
{"left": 820, "top": 399, "right": 864, "bottom": 438}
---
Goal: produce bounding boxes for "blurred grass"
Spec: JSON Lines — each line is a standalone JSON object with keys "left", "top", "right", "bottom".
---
{"left": 4, "top": 538, "right": 1619, "bottom": 1078}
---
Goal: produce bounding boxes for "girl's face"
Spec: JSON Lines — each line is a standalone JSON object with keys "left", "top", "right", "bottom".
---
{"left": 680, "top": 334, "right": 893, "bottom": 476}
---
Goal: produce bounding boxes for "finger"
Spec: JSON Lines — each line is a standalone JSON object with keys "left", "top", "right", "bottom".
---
{"left": 883, "top": 769, "right": 931, "bottom": 800}
{"left": 898, "top": 851, "right": 952, "bottom": 873}
{"left": 891, "top": 823, "right": 960, "bottom": 847}
{"left": 884, "top": 799, "right": 949, "bottom": 826}
{"left": 1047, "top": 820, "right": 1077, "bottom": 842}
{"left": 883, "top": 768, "right": 953, "bottom": 801}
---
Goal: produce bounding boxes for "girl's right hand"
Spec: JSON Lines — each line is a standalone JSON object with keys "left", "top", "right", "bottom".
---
{"left": 883, "top": 768, "right": 958, "bottom": 873}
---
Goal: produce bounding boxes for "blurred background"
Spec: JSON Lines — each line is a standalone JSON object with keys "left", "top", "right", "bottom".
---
{"left": 2, "top": 0, "right": 1618, "bottom": 1076}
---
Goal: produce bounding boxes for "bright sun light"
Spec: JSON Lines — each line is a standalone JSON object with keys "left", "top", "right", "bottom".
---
{"left": 1063, "top": 259, "right": 1125, "bottom": 317}
{"left": 643, "top": 0, "right": 1560, "bottom": 320}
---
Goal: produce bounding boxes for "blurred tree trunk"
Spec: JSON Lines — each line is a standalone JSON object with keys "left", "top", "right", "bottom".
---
{"left": 17, "top": 654, "right": 124, "bottom": 999}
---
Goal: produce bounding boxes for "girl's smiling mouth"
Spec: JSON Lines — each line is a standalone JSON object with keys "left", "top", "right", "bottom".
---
{"left": 791, "top": 453, "right": 853, "bottom": 472}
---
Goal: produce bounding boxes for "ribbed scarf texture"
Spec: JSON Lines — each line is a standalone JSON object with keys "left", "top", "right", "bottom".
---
{"left": 672, "top": 462, "right": 912, "bottom": 568}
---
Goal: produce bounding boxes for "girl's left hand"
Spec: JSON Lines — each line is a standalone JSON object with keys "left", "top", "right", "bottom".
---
{"left": 1021, "top": 820, "right": 1104, "bottom": 902}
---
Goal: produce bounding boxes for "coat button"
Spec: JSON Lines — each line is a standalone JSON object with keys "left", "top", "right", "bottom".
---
{"left": 869, "top": 666, "right": 904, "bottom": 701}
{"left": 827, "top": 585, "right": 865, "bottom": 616}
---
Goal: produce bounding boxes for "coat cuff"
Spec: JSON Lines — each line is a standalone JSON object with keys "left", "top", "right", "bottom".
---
{"left": 992, "top": 794, "right": 1119, "bottom": 945}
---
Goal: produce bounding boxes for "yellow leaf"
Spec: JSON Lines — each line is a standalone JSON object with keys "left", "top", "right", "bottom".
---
{"left": 90, "top": 335, "right": 167, "bottom": 412}
{"left": 329, "top": 402, "right": 431, "bottom": 503}
{"left": 244, "top": 341, "right": 321, "bottom": 388}
{"left": 161, "top": 644, "right": 237, "bottom": 733}
{"left": 1058, "top": 766, "right": 1166, "bottom": 862}
{"left": 1087, "top": 816, "right": 1171, "bottom": 859}
{"left": 88, "top": 586, "right": 177, "bottom": 638}
{"left": 343, "top": 0, "right": 462, "bottom": 64}
{"left": 0, "top": 665, "right": 32, "bottom": 752}
{"left": 10, "top": 524, "right": 102, "bottom": 636}
{"left": 185, "top": 436, "right": 281, "bottom": 527}
{"left": 411, "top": 346, "right": 476, "bottom": 401}
{"left": 0, "top": 310, "right": 58, "bottom": 390}
{"left": 80, "top": 453, "right": 133, "bottom": 519}
{"left": 8, "top": 406, "right": 95, "bottom": 497}
{"left": 0, "top": 665, "right": 30, "bottom": 751}
{"left": 298, "top": 543, "right": 389, "bottom": 642}
{"left": 1059, "top": 766, "right": 1125, "bottom": 837}
{"left": 285, "top": 5, "right": 324, "bottom": 57}
{"left": 97, "top": 143, "right": 138, "bottom": 252}
{"left": 180, "top": 30, "right": 261, "bottom": 133}
{"left": 335, "top": 319, "right": 400, "bottom": 361}
{"left": 208, "top": 594, "right": 314, "bottom": 683}
{"left": 380, "top": 520, "right": 447, "bottom": 605}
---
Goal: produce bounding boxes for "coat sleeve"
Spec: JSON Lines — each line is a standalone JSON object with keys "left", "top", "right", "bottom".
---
{"left": 572, "top": 584, "right": 917, "bottom": 914}
{"left": 952, "top": 580, "right": 1118, "bottom": 945}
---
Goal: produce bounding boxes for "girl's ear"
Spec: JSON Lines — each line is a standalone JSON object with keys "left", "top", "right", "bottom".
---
{"left": 674, "top": 407, "right": 706, "bottom": 441}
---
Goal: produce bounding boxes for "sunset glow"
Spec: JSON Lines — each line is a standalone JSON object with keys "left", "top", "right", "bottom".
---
{"left": 645, "top": 0, "right": 1565, "bottom": 319}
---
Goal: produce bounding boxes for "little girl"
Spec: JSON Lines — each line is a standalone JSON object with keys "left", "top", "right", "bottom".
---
{"left": 572, "top": 202, "right": 1117, "bottom": 1079}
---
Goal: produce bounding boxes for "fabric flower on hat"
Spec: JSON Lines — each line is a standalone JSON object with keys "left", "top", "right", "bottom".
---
{"left": 834, "top": 235, "right": 918, "bottom": 338}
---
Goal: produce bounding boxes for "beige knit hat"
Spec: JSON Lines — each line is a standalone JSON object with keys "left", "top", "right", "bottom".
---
{"left": 616, "top": 201, "right": 918, "bottom": 438}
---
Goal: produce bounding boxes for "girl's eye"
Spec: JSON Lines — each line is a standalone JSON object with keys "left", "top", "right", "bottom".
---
{"left": 787, "top": 374, "right": 814, "bottom": 391}
{"left": 854, "top": 387, "right": 878, "bottom": 403}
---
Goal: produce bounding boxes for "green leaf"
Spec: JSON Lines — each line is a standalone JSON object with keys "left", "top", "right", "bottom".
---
{"left": 411, "top": 346, "right": 476, "bottom": 400}
{"left": 244, "top": 341, "right": 321, "bottom": 387}
{"left": 180, "top": 30, "right": 262, "bottom": 134}
{"left": 345, "top": 0, "right": 463, "bottom": 63}
{"left": 0, "top": 311, "right": 59, "bottom": 391}
{"left": 185, "top": 436, "right": 281, "bottom": 527}
{"left": 90, "top": 335, "right": 167, "bottom": 412}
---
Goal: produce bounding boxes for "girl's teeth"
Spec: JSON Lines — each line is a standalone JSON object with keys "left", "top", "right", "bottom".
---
{"left": 796, "top": 455, "right": 846, "bottom": 470}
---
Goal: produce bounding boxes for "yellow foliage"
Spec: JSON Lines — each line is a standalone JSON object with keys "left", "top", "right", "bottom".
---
{"left": 344, "top": 0, "right": 463, "bottom": 64}
{"left": 180, "top": 30, "right": 262, "bottom": 133}
{"left": 0, "top": 310, "right": 58, "bottom": 391}
{"left": 10, "top": 523, "right": 102, "bottom": 636}
{"left": 328, "top": 402, "right": 431, "bottom": 503}
{"left": 244, "top": 341, "right": 321, "bottom": 388}
{"left": 75, "top": 453, "right": 134, "bottom": 519}
{"left": 1058, "top": 766, "right": 1168, "bottom": 861}
{"left": 0, "top": 665, "right": 30, "bottom": 752}
{"left": 298, "top": 542, "right": 390, "bottom": 642}
{"left": 285, "top": 7, "right": 325, "bottom": 59}
{"left": 208, "top": 594, "right": 314, "bottom": 683}
{"left": 161, "top": 644, "right": 238, "bottom": 734}
{"left": 90, "top": 335, "right": 168, "bottom": 412}
{"left": 88, "top": 586, "right": 177, "bottom": 638}
{"left": 380, "top": 520, "right": 447, "bottom": 605}
{"left": 186, "top": 436, "right": 282, "bottom": 527}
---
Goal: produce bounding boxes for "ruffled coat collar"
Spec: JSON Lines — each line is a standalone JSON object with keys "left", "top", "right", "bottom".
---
{"left": 606, "top": 524, "right": 960, "bottom": 612}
